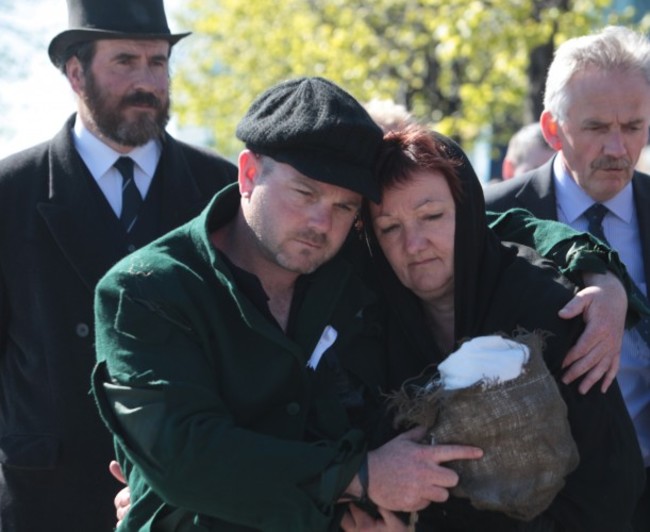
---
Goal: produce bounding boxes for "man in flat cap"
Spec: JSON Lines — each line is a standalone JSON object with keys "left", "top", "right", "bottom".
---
{"left": 0, "top": 0, "right": 235, "bottom": 529}
{"left": 91, "top": 76, "right": 485, "bottom": 531}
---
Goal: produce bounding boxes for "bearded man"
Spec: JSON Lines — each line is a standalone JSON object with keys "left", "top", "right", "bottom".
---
{"left": 0, "top": 0, "right": 235, "bottom": 530}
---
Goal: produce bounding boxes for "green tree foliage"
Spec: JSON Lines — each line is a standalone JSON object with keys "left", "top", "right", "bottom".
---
{"left": 171, "top": 0, "right": 641, "bottom": 157}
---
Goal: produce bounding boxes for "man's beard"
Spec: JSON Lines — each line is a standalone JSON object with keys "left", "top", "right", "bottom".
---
{"left": 83, "top": 71, "right": 170, "bottom": 147}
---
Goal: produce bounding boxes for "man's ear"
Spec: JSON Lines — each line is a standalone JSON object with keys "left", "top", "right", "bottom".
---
{"left": 502, "top": 158, "right": 515, "bottom": 180}
{"left": 238, "top": 149, "right": 261, "bottom": 199}
{"left": 65, "top": 57, "right": 85, "bottom": 95}
{"left": 540, "top": 111, "right": 561, "bottom": 151}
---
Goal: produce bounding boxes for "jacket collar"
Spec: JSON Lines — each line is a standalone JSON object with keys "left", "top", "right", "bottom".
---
{"left": 37, "top": 113, "right": 206, "bottom": 293}
{"left": 512, "top": 157, "right": 559, "bottom": 220}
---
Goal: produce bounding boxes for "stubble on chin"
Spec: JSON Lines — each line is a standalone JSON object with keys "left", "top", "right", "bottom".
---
{"left": 275, "top": 244, "right": 335, "bottom": 275}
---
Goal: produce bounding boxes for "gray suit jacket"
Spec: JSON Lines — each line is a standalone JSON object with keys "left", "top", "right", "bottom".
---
{"left": 484, "top": 156, "right": 650, "bottom": 300}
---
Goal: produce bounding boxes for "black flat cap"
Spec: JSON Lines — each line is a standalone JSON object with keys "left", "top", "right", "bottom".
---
{"left": 236, "top": 77, "right": 383, "bottom": 202}
{"left": 48, "top": 0, "right": 190, "bottom": 68}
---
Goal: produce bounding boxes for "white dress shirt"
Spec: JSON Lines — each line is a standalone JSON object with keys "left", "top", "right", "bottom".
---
{"left": 554, "top": 156, "right": 650, "bottom": 466}
{"left": 72, "top": 117, "right": 161, "bottom": 218}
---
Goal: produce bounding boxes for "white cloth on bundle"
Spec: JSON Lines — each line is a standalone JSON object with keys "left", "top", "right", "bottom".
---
{"left": 438, "top": 335, "right": 530, "bottom": 390}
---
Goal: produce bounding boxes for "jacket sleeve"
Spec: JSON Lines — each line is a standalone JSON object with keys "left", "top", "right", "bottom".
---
{"left": 92, "top": 269, "right": 365, "bottom": 531}
{"left": 487, "top": 207, "right": 648, "bottom": 325}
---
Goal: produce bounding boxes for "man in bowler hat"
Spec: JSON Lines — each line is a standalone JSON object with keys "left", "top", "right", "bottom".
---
{"left": 0, "top": 0, "right": 235, "bottom": 529}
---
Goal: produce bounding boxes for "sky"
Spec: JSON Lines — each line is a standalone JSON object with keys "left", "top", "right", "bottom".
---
{"left": 1, "top": 1, "right": 72, "bottom": 159}
{"left": 0, "top": 0, "right": 183, "bottom": 160}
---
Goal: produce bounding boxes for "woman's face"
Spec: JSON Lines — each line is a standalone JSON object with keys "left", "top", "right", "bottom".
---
{"left": 370, "top": 169, "right": 455, "bottom": 303}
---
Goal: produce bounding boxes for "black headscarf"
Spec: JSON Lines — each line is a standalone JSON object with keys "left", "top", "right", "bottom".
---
{"left": 365, "top": 132, "right": 524, "bottom": 388}
{"left": 434, "top": 133, "right": 520, "bottom": 341}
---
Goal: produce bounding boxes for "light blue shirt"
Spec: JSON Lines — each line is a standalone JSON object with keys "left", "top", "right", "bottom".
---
{"left": 554, "top": 156, "right": 650, "bottom": 466}
{"left": 72, "top": 117, "right": 161, "bottom": 218}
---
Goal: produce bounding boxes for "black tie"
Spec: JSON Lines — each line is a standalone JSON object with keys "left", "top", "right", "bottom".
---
{"left": 583, "top": 203, "right": 609, "bottom": 243}
{"left": 114, "top": 157, "right": 142, "bottom": 232}
{"left": 584, "top": 203, "right": 650, "bottom": 346}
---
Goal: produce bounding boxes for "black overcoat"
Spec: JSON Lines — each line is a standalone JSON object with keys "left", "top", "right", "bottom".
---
{"left": 0, "top": 115, "right": 236, "bottom": 531}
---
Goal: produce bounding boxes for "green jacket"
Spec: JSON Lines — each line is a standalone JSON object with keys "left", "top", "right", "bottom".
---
{"left": 93, "top": 183, "right": 636, "bottom": 531}
{"left": 92, "top": 184, "right": 385, "bottom": 531}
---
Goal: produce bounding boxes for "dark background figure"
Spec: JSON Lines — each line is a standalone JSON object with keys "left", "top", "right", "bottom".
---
{"left": 485, "top": 25, "right": 650, "bottom": 531}
{"left": 0, "top": 0, "right": 235, "bottom": 530}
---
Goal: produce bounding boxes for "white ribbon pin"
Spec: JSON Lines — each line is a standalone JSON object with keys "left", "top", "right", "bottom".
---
{"left": 306, "top": 325, "right": 338, "bottom": 370}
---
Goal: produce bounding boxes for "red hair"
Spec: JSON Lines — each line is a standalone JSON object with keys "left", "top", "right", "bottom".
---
{"left": 376, "top": 124, "right": 463, "bottom": 204}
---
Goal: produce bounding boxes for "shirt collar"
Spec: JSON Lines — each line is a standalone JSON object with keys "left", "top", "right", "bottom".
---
{"left": 553, "top": 154, "right": 635, "bottom": 224}
{"left": 72, "top": 116, "right": 162, "bottom": 179}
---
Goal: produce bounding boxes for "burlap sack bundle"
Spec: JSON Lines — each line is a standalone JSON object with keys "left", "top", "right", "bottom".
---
{"left": 390, "top": 331, "right": 579, "bottom": 521}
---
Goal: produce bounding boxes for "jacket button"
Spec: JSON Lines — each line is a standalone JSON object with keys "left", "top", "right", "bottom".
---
{"left": 75, "top": 323, "right": 90, "bottom": 338}
{"left": 286, "top": 402, "right": 300, "bottom": 416}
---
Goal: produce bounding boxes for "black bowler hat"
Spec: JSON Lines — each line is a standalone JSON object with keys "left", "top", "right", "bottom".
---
{"left": 236, "top": 77, "right": 383, "bottom": 202}
{"left": 48, "top": 0, "right": 190, "bottom": 68}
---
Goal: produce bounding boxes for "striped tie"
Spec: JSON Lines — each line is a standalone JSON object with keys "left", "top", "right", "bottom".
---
{"left": 114, "top": 157, "right": 142, "bottom": 232}
{"left": 584, "top": 203, "right": 650, "bottom": 346}
{"left": 583, "top": 203, "right": 609, "bottom": 243}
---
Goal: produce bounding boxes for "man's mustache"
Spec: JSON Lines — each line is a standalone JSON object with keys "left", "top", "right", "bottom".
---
{"left": 121, "top": 91, "right": 162, "bottom": 109}
{"left": 591, "top": 156, "right": 632, "bottom": 171}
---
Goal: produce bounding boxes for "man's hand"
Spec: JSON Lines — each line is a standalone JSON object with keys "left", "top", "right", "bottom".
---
{"left": 363, "top": 427, "right": 482, "bottom": 512}
{"left": 558, "top": 271, "right": 626, "bottom": 394}
{"left": 109, "top": 460, "right": 131, "bottom": 528}
{"left": 340, "top": 503, "right": 410, "bottom": 532}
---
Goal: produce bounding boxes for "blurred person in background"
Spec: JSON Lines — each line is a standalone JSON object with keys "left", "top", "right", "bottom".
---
{"left": 501, "top": 122, "right": 555, "bottom": 180}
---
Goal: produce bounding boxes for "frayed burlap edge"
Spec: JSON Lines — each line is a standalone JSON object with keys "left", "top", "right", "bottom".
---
{"left": 386, "top": 329, "right": 579, "bottom": 522}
